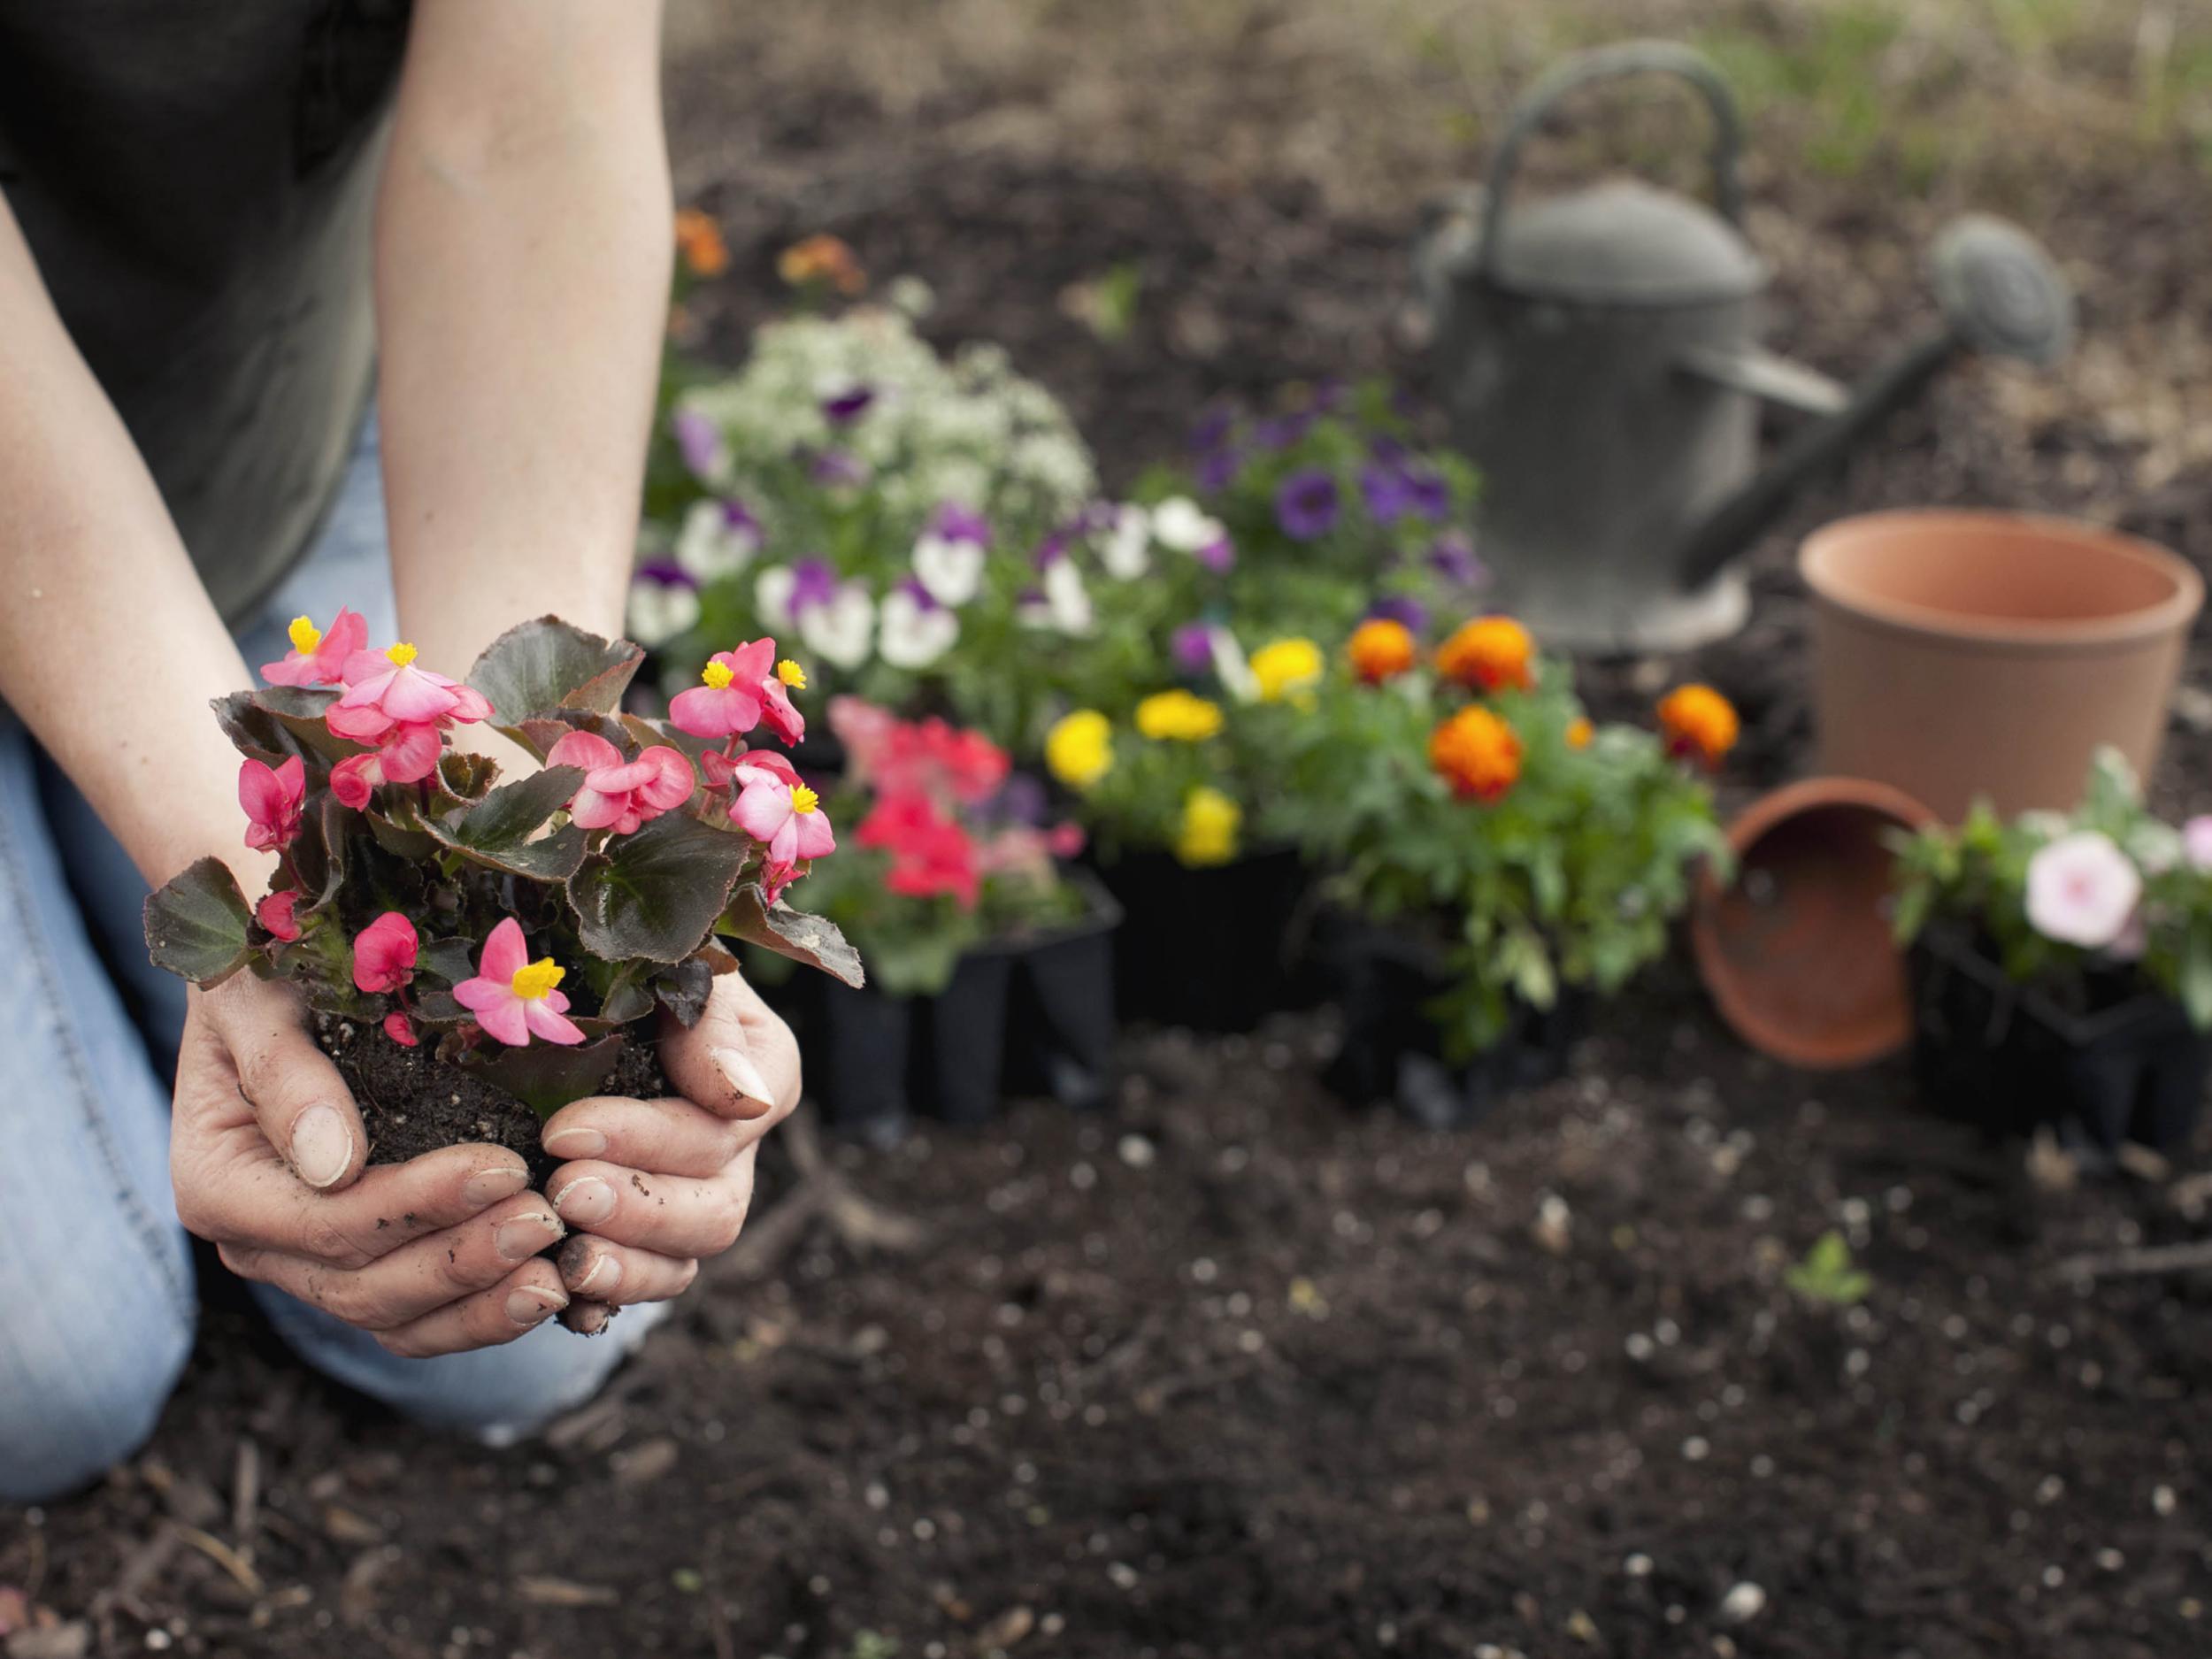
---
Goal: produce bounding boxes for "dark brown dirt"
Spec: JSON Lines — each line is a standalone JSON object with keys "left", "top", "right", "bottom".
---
{"left": 319, "top": 1016, "right": 671, "bottom": 1191}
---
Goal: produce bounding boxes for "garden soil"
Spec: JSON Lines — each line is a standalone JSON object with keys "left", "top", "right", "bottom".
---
{"left": 9, "top": 10, "right": 2211, "bottom": 1656}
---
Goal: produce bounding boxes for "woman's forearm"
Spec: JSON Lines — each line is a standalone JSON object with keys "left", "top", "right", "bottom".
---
{"left": 0, "top": 197, "right": 265, "bottom": 890}
{"left": 373, "top": 0, "right": 672, "bottom": 681}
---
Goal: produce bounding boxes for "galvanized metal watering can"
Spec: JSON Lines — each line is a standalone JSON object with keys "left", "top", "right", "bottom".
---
{"left": 1416, "top": 41, "right": 2075, "bottom": 652}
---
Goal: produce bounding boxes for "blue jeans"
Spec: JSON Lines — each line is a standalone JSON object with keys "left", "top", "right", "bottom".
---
{"left": 0, "top": 419, "right": 652, "bottom": 1503}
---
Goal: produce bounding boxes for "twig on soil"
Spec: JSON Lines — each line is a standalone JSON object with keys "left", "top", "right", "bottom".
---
{"left": 231, "top": 1437, "right": 261, "bottom": 1554}
{"left": 2053, "top": 1237, "right": 2212, "bottom": 1281}
{"left": 173, "top": 1525, "right": 265, "bottom": 1598}
{"left": 725, "top": 1107, "right": 927, "bottom": 1281}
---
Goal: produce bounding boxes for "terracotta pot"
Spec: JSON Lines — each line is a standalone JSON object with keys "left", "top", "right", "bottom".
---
{"left": 1801, "top": 510, "right": 2201, "bottom": 820}
{"left": 1691, "top": 777, "right": 1935, "bottom": 1069}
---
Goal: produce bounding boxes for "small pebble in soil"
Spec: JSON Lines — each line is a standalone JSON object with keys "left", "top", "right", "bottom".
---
{"left": 1118, "top": 1134, "right": 1154, "bottom": 1168}
{"left": 1717, "top": 1583, "right": 1766, "bottom": 1625}
{"left": 2153, "top": 1485, "right": 2177, "bottom": 1516}
{"left": 1623, "top": 1553, "right": 1653, "bottom": 1578}
{"left": 1682, "top": 1437, "right": 1710, "bottom": 1462}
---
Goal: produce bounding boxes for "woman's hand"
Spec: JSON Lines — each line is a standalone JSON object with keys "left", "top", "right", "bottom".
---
{"left": 171, "top": 974, "right": 572, "bottom": 1355}
{"left": 538, "top": 974, "right": 801, "bottom": 1333}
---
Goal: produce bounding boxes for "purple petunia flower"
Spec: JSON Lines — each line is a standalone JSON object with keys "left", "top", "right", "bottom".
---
{"left": 1189, "top": 405, "right": 1237, "bottom": 455}
{"left": 1172, "top": 623, "right": 1218, "bottom": 673}
{"left": 821, "top": 385, "right": 876, "bottom": 425}
{"left": 809, "top": 449, "right": 869, "bottom": 488}
{"left": 1253, "top": 412, "right": 1317, "bottom": 453}
{"left": 1195, "top": 534, "right": 1235, "bottom": 573}
{"left": 672, "top": 408, "right": 728, "bottom": 483}
{"left": 1196, "top": 446, "right": 1242, "bottom": 494}
{"left": 1428, "top": 530, "right": 1487, "bottom": 588}
{"left": 1367, "top": 593, "right": 1428, "bottom": 632}
{"left": 1274, "top": 468, "right": 1340, "bottom": 541}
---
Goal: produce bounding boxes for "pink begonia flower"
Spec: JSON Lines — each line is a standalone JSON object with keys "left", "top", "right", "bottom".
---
{"left": 261, "top": 608, "right": 368, "bottom": 687}
{"left": 543, "top": 731, "right": 695, "bottom": 834}
{"left": 382, "top": 1011, "right": 419, "bottom": 1048}
{"left": 329, "top": 722, "right": 445, "bottom": 809}
{"left": 327, "top": 642, "right": 492, "bottom": 744}
{"left": 352, "top": 911, "right": 419, "bottom": 995}
{"left": 2185, "top": 816, "right": 2212, "bottom": 871}
{"left": 2024, "top": 831, "right": 2142, "bottom": 950}
{"left": 730, "top": 760, "right": 836, "bottom": 869}
{"left": 454, "top": 918, "right": 585, "bottom": 1048}
{"left": 239, "top": 756, "right": 305, "bottom": 852}
{"left": 669, "top": 640, "right": 806, "bottom": 746}
{"left": 256, "top": 889, "right": 303, "bottom": 941}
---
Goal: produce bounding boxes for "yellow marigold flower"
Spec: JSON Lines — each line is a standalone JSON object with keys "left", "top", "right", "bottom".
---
{"left": 1436, "top": 615, "right": 1534, "bottom": 694}
{"left": 1046, "top": 710, "right": 1114, "bottom": 789}
{"left": 1135, "top": 689, "right": 1225, "bottom": 742}
{"left": 1175, "top": 786, "right": 1241, "bottom": 867}
{"left": 1657, "top": 683, "right": 1740, "bottom": 768}
{"left": 1565, "top": 716, "right": 1594, "bottom": 750}
{"left": 673, "top": 208, "right": 729, "bottom": 279}
{"left": 1429, "top": 705, "right": 1523, "bottom": 803}
{"left": 779, "top": 234, "right": 866, "bottom": 296}
{"left": 1250, "top": 637, "right": 1325, "bottom": 703}
{"left": 1347, "top": 618, "right": 1417, "bottom": 683}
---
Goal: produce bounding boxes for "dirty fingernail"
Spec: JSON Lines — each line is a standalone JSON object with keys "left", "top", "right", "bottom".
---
{"left": 290, "top": 1105, "right": 353, "bottom": 1189}
{"left": 543, "top": 1125, "right": 607, "bottom": 1161}
{"left": 496, "top": 1212, "right": 564, "bottom": 1262}
{"left": 464, "top": 1164, "right": 530, "bottom": 1208}
{"left": 507, "top": 1286, "right": 566, "bottom": 1326}
{"left": 713, "top": 1047, "right": 773, "bottom": 1111}
{"left": 572, "top": 1249, "right": 622, "bottom": 1297}
{"left": 551, "top": 1176, "right": 617, "bottom": 1225}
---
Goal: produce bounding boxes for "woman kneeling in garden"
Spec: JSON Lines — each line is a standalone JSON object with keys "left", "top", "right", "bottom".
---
{"left": 0, "top": 2, "right": 795, "bottom": 1501}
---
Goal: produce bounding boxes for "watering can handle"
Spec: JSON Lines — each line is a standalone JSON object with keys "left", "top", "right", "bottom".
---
{"left": 1477, "top": 40, "right": 1746, "bottom": 281}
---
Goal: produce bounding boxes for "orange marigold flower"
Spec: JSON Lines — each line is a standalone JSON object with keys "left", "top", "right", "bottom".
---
{"left": 1429, "top": 706, "right": 1523, "bottom": 803}
{"left": 779, "top": 234, "right": 866, "bottom": 296}
{"left": 1436, "top": 615, "right": 1534, "bottom": 693}
{"left": 673, "top": 208, "right": 729, "bottom": 278}
{"left": 1657, "top": 683, "right": 1739, "bottom": 767}
{"left": 1347, "top": 618, "right": 1417, "bottom": 683}
{"left": 1565, "top": 716, "right": 1594, "bottom": 750}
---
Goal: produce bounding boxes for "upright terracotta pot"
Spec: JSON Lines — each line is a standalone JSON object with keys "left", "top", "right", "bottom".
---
{"left": 1801, "top": 511, "right": 2202, "bottom": 820}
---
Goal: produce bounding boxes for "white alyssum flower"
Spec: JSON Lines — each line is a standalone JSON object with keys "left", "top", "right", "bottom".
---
{"left": 2024, "top": 831, "right": 2142, "bottom": 950}
{"left": 1150, "top": 495, "right": 1227, "bottom": 555}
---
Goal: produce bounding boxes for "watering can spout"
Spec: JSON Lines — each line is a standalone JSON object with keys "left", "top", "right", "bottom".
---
{"left": 1673, "top": 215, "right": 2075, "bottom": 593}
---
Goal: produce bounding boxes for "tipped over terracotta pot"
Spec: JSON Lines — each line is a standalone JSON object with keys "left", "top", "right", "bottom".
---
{"left": 1693, "top": 778, "right": 1936, "bottom": 1069}
{"left": 1801, "top": 511, "right": 2202, "bottom": 820}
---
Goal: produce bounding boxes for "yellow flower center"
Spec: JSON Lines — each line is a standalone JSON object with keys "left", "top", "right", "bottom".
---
{"left": 790, "top": 785, "right": 820, "bottom": 815}
{"left": 288, "top": 615, "right": 322, "bottom": 655}
{"left": 386, "top": 642, "right": 419, "bottom": 668}
{"left": 777, "top": 659, "right": 807, "bottom": 689}
{"left": 701, "top": 659, "right": 735, "bottom": 690}
{"left": 510, "top": 957, "right": 565, "bottom": 1002}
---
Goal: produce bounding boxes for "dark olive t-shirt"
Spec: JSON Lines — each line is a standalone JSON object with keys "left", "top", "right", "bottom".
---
{"left": 0, "top": 2, "right": 411, "bottom": 624}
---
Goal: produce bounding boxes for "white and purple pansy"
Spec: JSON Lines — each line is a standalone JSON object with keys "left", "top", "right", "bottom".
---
{"left": 756, "top": 557, "right": 876, "bottom": 671}
{"left": 671, "top": 406, "right": 730, "bottom": 486}
{"left": 674, "top": 497, "right": 762, "bottom": 581}
{"left": 820, "top": 382, "right": 877, "bottom": 426}
{"left": 625, "top": 560, "right": 702, "bottom": 649}
{"left": 879, "top": 578, "right": 960, "bottom": 669}
{"left": 1150, "top": 495, "right": 1233, "bottom": 572}
{"left": 911, "top": 502, "right": 993, "bottom": 608}
{"left": 1096, "top": 503, "right": 1152, "bottom": 580}
{"left": 1018, "top": 542, "right": 1094, "bottom": 635}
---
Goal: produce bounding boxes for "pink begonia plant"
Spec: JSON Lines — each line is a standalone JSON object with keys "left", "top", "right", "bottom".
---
{"left": 544, "top": 730, "right": 694, "bottom": 835}
{"left": 256, "top": 889, "right": 302, "bottom": 941}
{"left": 239, "top": 756, "right": 305, "bottom": 853}
{"left": 328, "top": 642, "right": 494, "bottom": 741}
{"left": 2024, "top": 831, "right": 2141, "bottom": 951}
{"left": 330, "top": 721, "right": 445, "bottom": 808}
{"left": 669, "top": 640, "right": 806, "bottom": 746}
{"left": 732, "top": 757, "right": 838, "bottom": 871}
{"left": 454, "top": 918, "right": 587, "bottom": 1048}
{"left": 260, "top": 608, "right": 368, "bottom": 687}
{"left": 352, "top": 911, "right": 420, "bottom": 995}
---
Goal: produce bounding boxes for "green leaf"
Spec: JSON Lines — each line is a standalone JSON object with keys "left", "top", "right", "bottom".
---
{"left": 424, "top": 766, "right": 587, "bottom": 880}
{"left": 463, "top": 1033, "right": 627, "bottom": 1119}
{"left": 651, "top": 957, "right": 714, "bottom": 1026}
{"left": 468, "top": 616, "right": 643, "bottom": 728}
{"left": 720, "top": 883, "right": 866, "bottom": 987}
{"left": 568, "top": 810, "right": 754, "bottom": 964}
{"left": 213, "top": 687, "right": 359, "bottom": 768}
{"left": 144, "top": 857, "right": 254, "bottom": 987}
{"left": 2181, "top": 927, "right": 2212, "bottom": 1031}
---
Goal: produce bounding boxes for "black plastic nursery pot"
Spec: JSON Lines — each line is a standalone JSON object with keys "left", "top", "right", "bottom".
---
{"left": 1093, "top": 845, "right": 1317, "bottom": 1033}
{"left": 808, "top": 875, "right": 1123, "bottom": 1137}
{"left": 1322, "top": 915, "right": 1586, "bottom": 1132}
{"left": 1909, "top": 923, "right": 2211, "bottom": 1154}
